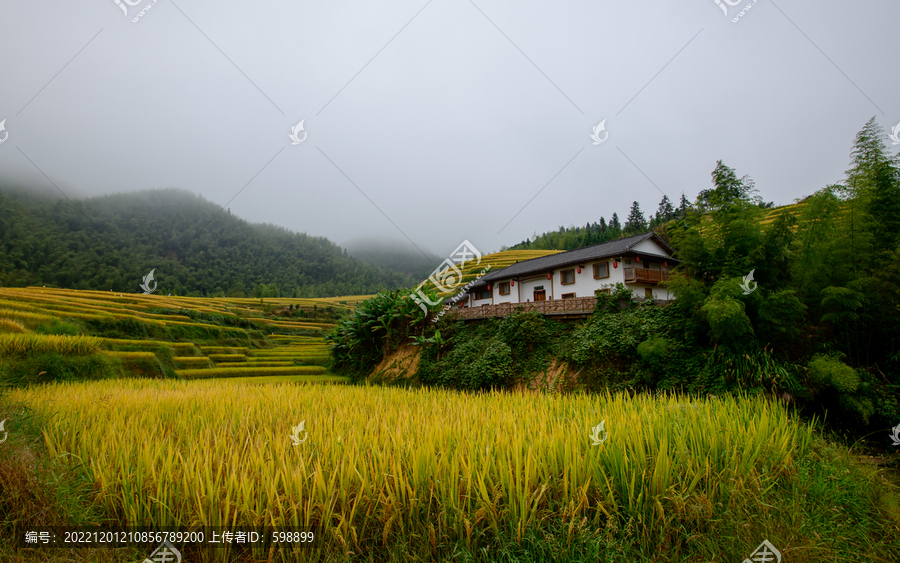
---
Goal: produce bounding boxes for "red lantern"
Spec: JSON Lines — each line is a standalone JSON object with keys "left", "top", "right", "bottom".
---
{"left": 577, "top": 267, "right": 582, "bottom": 274}
{"left": 663, "top": 261, "right": 668, "bottom": 268}
{"left": 613, "top": 260, "right": 618, "bottom": 268}
{"left": 487, "top": 285, "right": 491, "bottom": 291}
{"left": 635, "top": 256, "right": 640, "bottom": 262}
{"left": 511, "top": 280, "right": 515, "bottom": 287}
{"left": 547, "top": 273, "right": 552, "bottom": 280}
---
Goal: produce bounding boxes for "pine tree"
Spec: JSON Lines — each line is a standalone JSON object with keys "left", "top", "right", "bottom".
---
{"left": 624, "top": 201, "right": 647, "bottom": 235}
{"left": 609, "top": 213, "right": 621, "bottom": 233}
{"left": 656, "top": 195, "right": 675, "bottom": 222}
{"left": 678, "top": 193, "right": 690, "bottom": 218}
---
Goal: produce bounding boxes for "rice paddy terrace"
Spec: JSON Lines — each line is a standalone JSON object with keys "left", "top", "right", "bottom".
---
{"left": 0, "top": 287, "right": 371, "bottom": 384}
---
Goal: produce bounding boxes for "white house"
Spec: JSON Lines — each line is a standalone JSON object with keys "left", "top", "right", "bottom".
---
{"left": 453, "top": 232, "right": 679, "bottom": 309}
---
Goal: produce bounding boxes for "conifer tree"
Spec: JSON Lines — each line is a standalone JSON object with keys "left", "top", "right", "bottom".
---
{"left": 656, "top": 195, "right": 675, "bottom": 223}
{"left": 624, "top": 201, "right": 647, "bottom": 235}
{"left": 609, "top": 213, "right": 621, "bottom": 235}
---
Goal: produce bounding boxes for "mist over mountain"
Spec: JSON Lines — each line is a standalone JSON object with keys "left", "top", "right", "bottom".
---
{"left": 0, "top": 185, "right": 421, "bottom": 297}
{"left": 341, "top": 237, "right": 443, "bottom": 282}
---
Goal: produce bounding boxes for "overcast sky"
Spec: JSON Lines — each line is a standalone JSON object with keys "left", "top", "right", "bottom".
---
{"left": 1, "top": 1, "right": 897, "bottom": 258}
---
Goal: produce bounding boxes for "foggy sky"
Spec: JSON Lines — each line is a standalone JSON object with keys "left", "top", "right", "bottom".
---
{"left": 1, "top": 0, "right": 897, "bottom": 259}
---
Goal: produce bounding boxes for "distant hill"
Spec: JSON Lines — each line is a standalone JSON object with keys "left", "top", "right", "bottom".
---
{"left": 342, "top": 237, "right": 443, "bottom": 281}
{"left": 0, "top": 186, "right": 420, "bottom": 297}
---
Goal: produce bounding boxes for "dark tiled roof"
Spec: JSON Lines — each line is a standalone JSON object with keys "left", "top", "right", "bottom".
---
{"left": 473, "top": 232, "right": 678, "bottom": 287}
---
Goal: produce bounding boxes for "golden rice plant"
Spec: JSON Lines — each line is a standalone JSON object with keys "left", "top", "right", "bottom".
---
{"left": 0, "top": 308, "right": 54, "bottom": 325}
{"left": 175, "top": 365, "right": 327, "bottom": 379}
{"left": 104, "top": 351, "right": 157, "bottom": 361}
{"left": 207, "top": 354, "right": 248, "bottom": 362}
{"left": 0, "top": 318, "right": 27, "bottom": 333}
{"left": 173, "top": 356, "right": 213, "bottom": 365}
{"left": 233, "top": 361, "right": 294, "bottom": 367}
{"left": 200, "top": 347, "right": 250, "bottom": 355}
{"left": 9, "top": 381, "right": 814, "bottom": 557}
{"left": 0, "top": 299, "right": 53, "bottom": 312}
{"left": 102, "top": 339, "right": 197, "bottom": 354}
{"left": 0, "top": 333, "right": 102, "bottom": 355}
{"left": 250, "top": 351, "right": 329, "bottom": 357}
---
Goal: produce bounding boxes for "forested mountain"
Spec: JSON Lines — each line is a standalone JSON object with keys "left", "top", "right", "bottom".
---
{"left": 0, "top": 187, "right": 420, "bottom": 297}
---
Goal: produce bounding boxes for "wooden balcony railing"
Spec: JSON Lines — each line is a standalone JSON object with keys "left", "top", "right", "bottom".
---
{"left": 623, "top": 267, "right": 668, "bottom": 284}
{"left": 447, "top": 297, "right": 597, "bottom": 320}
{"left": 446, "top": 295, "right": 674, "bottom": 320}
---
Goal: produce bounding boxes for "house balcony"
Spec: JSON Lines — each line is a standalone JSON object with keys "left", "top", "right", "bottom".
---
{"left": 447, "top": 295, "right": 673, "bottom": 321}
{"left": 623, "top": 267, "right": 668, "bottom": 284}
{"left": 450, "top": 297, "right": 597, "bottom": 320}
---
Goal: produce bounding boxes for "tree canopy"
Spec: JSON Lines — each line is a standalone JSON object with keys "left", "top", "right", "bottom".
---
{"left": 0, "top": 187, "right": 420, "bottom": 297}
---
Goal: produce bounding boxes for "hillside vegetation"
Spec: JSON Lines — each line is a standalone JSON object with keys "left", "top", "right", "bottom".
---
{"left": 0, "top": 187, "right": 418, "bottom": 297}
{"left": 334, "top": 118, "right": 900, "bottom": 444}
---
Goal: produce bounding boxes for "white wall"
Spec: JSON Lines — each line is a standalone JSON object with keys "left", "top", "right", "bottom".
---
{"left": 518, "top": 276, "right": 552, "bottom": 302}
{"left": 553, "top": 260, "right": 629, "bottom": 299}
{"left": 631, "top": 238, "right": 671, "bottom": 256}
{"left": 458, "top": 243, "right": 679, "bottom": 307}
{"left": 491, "top": 280, "right": 518, "bottom": 305}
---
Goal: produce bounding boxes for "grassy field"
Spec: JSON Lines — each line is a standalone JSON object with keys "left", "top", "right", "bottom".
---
{"left": 1, "top": 383, "right": 898, "bottom": 562}
{"left": 0, "top": 284, "right": 899, "bottom": 562}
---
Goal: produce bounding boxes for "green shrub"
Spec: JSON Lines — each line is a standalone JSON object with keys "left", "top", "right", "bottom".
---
{"left": 418, "top": 337, "right": 513, "bottom": 390}
{"left": 808, "top": 355, "right": 860, "bottom": 392}
{"left": 702, "top": 294, "right": 754, "bottom": 346}
{"left": 464, "top": 340, "right": 513, "bottom": 389}
{"left": 637, "top": 337, "right": 670, "bottom": 365}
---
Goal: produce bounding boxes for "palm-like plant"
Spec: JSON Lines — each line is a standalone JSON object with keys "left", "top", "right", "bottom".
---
{"left": 328, "top": 288, "right": 437, "bottom": 379}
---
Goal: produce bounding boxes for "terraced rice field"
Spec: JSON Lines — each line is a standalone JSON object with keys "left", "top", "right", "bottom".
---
{"left": 0, "top": 287, "right": 343, "bottom": 386}
{"left": 0, "top": 287, "right": 350, "bottom": 336}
